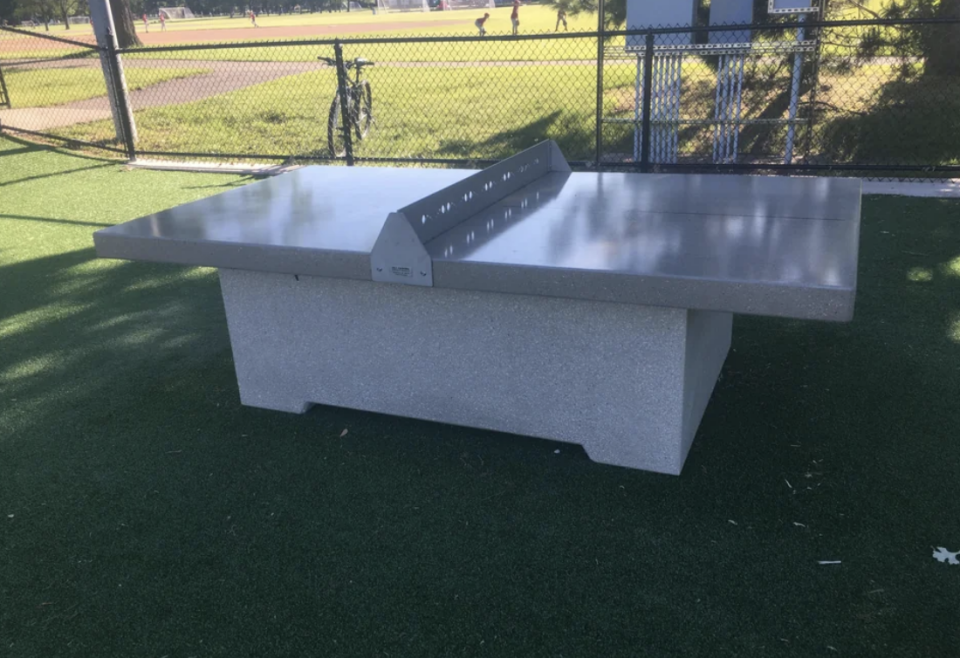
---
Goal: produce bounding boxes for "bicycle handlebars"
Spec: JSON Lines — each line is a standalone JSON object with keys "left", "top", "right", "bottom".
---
{"left": 318, "top": 56, "right": 375, "bottom": 69}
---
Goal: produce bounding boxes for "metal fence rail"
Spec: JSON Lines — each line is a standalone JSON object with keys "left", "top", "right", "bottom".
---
{"left": 2, "top": 17, "right": 960, "bottom": 178}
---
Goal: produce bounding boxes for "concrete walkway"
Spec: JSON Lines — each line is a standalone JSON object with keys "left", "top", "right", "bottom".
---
{"left": 862, "top": 180, "right": 960, "bottom": 198}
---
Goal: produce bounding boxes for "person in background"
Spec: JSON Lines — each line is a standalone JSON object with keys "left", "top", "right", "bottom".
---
{"left": 159, "top": 11, "right": 166, "bottom": 30}
{"left": 474, "top": 12, "right": 489, "bottom": 36}
{"left": 142, "top": 13, "right": 149, "bottom": 32}
{"left": 556, "top": 8, "right": 567, "bottom": 31}
{"left": 249, "top": 9, "right": 259, "bottom": 26}
{"left": 510, "top": 0, "right": 520, "bottom": 36}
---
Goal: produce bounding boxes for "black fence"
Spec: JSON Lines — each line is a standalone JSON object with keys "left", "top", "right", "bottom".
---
{"left": 2, "top": 17, "right": 960, "bottom": 177}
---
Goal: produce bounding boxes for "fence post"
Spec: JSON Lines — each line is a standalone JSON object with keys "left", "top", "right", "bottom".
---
{"left": 105, "top": 34, "right": 137, "bottom": 160}
{"left": 89, "top": 0, "right": 137, "bottom": 159}
{"left": 0, "top": 63, "right": 9, "bottom": 108}
{"left": 594, "top": 0, "right": 605, "bottom": 168}
{"left": 333, "top": 40, "right": 355, "bottom": 166}
{"left": 639, "top": 31, "right": 655, "bottom": 173}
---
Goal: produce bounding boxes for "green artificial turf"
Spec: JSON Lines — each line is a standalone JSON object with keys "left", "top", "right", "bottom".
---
{"left": 1, "top": 135, "right": 959, "bottom": 657}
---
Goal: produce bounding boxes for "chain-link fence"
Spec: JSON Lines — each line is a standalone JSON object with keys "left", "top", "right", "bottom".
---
{"left": 2, "top": 17, "right": 960, "bottom": 177}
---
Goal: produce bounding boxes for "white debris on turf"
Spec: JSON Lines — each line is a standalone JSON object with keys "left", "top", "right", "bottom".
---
{"left": 932, "top": 547, "right": 960, "bottom": 565}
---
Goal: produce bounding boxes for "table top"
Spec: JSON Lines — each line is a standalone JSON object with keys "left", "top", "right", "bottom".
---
{"left": 95, "top": 166, "right": 472, "bottom": 281}
{"left": 94, "top": 165, "right": 861, "bottom": 321}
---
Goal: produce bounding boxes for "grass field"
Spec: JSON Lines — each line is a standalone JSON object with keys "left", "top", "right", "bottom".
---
{"left": 2, "top": 135, "right": 959, "bottom": 657}
{"left": 9, "top": 0, "right": 888, "bottom": 37}
{"left": 10, "top": 5, "right": 590, "bottom": 37}
{"left": 50, "top": 56, "right": 956, "bottom": 169}
{"left": 56, "top": 62, "right": 610, "bottom": 160}
{"left": 2, "top": 66, "right": 207, "bottom": 108}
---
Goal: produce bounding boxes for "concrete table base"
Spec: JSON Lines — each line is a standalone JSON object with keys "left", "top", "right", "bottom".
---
{"left": 219, "top": 268, "right": 732, "bottom": 475}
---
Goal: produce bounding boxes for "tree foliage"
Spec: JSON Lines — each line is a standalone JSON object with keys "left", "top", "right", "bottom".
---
{"left": 543, "top": 0, "right": 959, "bottom": 77}
{"left": 854, "top": 0, "right": 960, "bottom": 76}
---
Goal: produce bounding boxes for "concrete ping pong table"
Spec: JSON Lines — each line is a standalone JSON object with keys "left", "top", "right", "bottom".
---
{"left": 94, "top": 141, "right": 861, "bottom": 475}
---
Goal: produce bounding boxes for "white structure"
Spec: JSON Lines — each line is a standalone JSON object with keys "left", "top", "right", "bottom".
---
{"left": 710, "top": 0, "right": 753, "bottom": 164}
{"left": 625, "top": 0, "right": 697, "bottom": 165}
{"left": 621, "top": 0, "right": 821, "bottom": 166}
{"left": 158, "top": 6, "right": 197, "bottom": 19}
{"left": 442, "top": 0, "right": 495, "bottom": 9}
{"left": 376, "top": 0, "right": 429, "bottom": 12}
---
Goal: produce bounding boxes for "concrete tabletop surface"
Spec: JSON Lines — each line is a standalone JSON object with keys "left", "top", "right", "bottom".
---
{"left": 94, "top": 166, "right": 860, "bottom": 319}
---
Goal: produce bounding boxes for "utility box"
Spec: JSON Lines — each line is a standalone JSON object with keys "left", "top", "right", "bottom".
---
{"left": 626, "top": 0, "right": 698, "bottom": 49}
{"left": 709, "top": 0, "right": 753, "bottom": 45}
{"left": 769, "top": 0, "right": 815, "bottom": 14}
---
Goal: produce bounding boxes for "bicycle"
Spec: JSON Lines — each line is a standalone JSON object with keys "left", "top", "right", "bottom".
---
{"left": 319, "top": 56, "right": 374, "bottom": 158}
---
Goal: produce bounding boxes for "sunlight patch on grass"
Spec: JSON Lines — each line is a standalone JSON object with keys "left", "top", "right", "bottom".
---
{"left": 950, "top": 313, "right": 960, "bottom": 344}
{"left": 942, "top": 255, "right": 960, "bottom": 278}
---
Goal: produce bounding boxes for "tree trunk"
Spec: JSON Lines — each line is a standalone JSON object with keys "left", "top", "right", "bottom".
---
{"left": 926, "top": 0, "right": 960, "bottom": 76}
{"left": 108, "top": 0, "right": 142, "bottom": 47}
{"left": 59, "top": 5, "right": 70, "bottom": 29}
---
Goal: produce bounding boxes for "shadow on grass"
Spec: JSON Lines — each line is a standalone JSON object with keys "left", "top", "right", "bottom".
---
{"left": 436, "top": 111, "right": 595, "bottom": 163}
{"left": 0, "top": 162, "right": 114, "bottom": 187}
{"left": 1, "top": 201, "right": 959, "bottom": 657}
{"left": 0, "top": 213, "right": 114, "bottom": 227}
{"left": 0, "top": 144, "right": 43, "bottom": 157}
{"left": 816, "top": 74, "right": 960, "bottom": 167}
{"left": 0, "top": 131, "right": 121, "bottom": 162}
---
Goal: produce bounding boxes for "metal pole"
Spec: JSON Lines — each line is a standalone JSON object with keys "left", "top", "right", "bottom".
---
{"left": 0, "top": 63, "right": 9, "bottom": 108}
{"left": 653, "top": 54, "right": 662, "bottom": 163}
{"left": 663, "top": 57, "right": 671, "bottom": 163}
{"left": 784, "top": 14, "right": 806, "bottom": 165}
{"left": 106, "top": 33, "right": 137, "bottom": 160}
{"left": 633, "top": 55, "right": 642, "bottom": 162}
{"left": 594, "top": 0, "right": 605, "bottom": 168}
{"left": 721, "top": 57, "right": 731, "bottom": 161}
{"left": 639, "top": 31, "right": 654, "bottom": 173}
{"left": 672, "top": 55, "right": 682, "bottom": 163}
{"left": 712, "top": 55, "right": 723, "bottom": 164}
{"left": 88, "top": 0, "right": 137, "bottom": 151}
{"left": 732, "top": 54, "right": 745, "bottom": 163}
{"left": 333, "top": 40, "right": 354, "bottom": 166}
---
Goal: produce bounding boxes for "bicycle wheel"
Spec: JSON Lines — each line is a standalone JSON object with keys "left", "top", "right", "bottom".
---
{"left": 353, "top": 81, "right": 373, "bottom": 141}
{"left": 327, "top": 92, "right": 350, "bottom": 158}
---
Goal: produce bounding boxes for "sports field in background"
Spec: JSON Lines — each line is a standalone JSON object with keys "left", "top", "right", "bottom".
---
{"left": 4, "top": 5, "right": 591, "bottom": 47}
{"left": 8, "top": 0, "right": 890, "bottom": 41}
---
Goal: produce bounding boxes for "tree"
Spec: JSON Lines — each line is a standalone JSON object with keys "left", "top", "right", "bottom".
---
{"left": 0, "top": 0, "right": 19, "bottom": 23}
{"left": 547, "top": 0, "right": 960, "bottom": 78}
{"left": 109, "top": 0, "right": 142, "bottom": 47}
{"left": 52, "top": 0, "right": 77, "bottom": 29}
{"left": 14, "top": 0, "right": 55, "bottom": 29}
{"left": 869, "top": 0, "right": 960, "bottom": 77}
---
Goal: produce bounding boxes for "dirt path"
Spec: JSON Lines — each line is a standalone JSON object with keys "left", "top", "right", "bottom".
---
{"left": 0, "top": 59, "right": 323, "bottom": 131}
